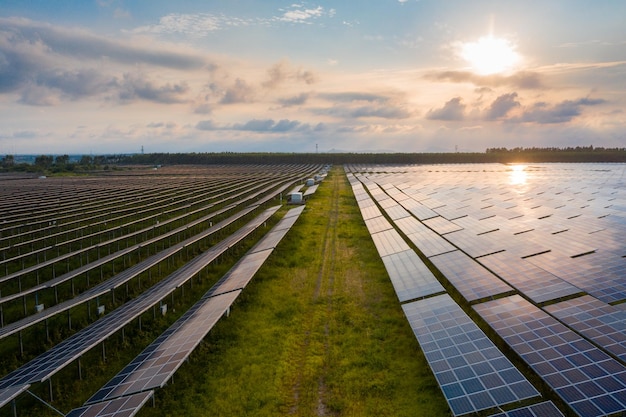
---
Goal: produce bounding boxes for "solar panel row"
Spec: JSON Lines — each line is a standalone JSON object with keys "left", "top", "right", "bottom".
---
{"left": 0, "top": 206, "right": 282, "bottom": 401}
{"left": 474, "top": 295, "right": 626, "bottom": 417}
{"left": 403, "top": 294, "right": 540, "bottom": 416}
{"left": 64, "top": 204, "right": 306, "bottom": 416}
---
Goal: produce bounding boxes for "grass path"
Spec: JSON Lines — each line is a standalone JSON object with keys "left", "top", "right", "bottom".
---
{"left": 138, "top": 166, "right": 449, "bottom": 417}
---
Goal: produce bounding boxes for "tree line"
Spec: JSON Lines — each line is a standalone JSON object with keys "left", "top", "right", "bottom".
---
{"left": 2, "top": 147, "right": 625, "bottom": 174}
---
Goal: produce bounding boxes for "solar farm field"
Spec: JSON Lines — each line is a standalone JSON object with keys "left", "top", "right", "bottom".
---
{"left": 347, "top": 163, "right": 626, "bottom": 417}
{"left": 0, "top": 162, "right": 625, "bottom": 417}
{"left": 0, "top": 163, "right": 323, "bottom": 416}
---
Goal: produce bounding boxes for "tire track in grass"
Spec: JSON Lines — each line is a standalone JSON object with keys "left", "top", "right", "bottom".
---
{"left": 288, "top": 171, "right": 339, "bottom": 416}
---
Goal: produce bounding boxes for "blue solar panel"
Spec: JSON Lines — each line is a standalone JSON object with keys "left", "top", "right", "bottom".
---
{"left": 403, "top": 294, "right": 539, "bottom": 416}
{"left": 475, "top": 295, "right": 626, "bottom": 417}
{"left": 66, "top": 391, "right": 153, "bottom": 417}
{"left": 487, "top": 401, "right": 565, "bottom": 417}
{"left": 544, "top": 295, "right": 626, "bottom": 362}
{"left": 429, "top": 251, "right": 514, "bottom": 302}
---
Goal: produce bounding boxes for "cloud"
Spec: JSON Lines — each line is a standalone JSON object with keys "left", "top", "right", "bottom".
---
{"left": 219, "top": 78, "right": 255, "bottom": 104}
{"left": 193, "top": 103, "right": 212, "bottom": 114}
{"left": 195, "top": 118, "right": 317, "bottom": 133}
{"left": 262, "top": 60, "right": 317, "bottom": 89}
{"left": 233, "top": 119, "right": 309, "bottom": 132}
{"left": 196, "top": 120, "right": 216, "bottom": 131}
{"left": 517, "top": 97, "right": 606, "bottom": 124}
{"left": 278, "top": 5, "right": 325, "bottom": 23}
{"left": 118, "top": 73, "right": 189, "bottom": 104}
{"left": 484, "top": 93, "right": 521, "bottom": 120}
{"left": 425, "top": 70, "right": 544, "bottom": 89}
{"left": 278, "top": 92, "right": 311, "bottom": 107}
{"left": 426, "top": 97, "right": 466, "bottom": 120}
{"left": 1, "top": 17, "right": 208, "bottom": 70}
{"left": 317, "top": 91, "right": 412, "bottom": 119}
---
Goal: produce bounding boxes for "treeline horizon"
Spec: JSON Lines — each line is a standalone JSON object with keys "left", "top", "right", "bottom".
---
{"left": 1, "top": 146, "right": 625, "bottom": 173}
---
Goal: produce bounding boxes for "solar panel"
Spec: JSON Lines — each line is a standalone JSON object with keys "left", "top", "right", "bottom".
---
{"left": 403, "top": 294, "right": 539, "bottom": 416}
{"left": 423, "top": 216, "right": 464, "bottom": 235}
{"left": 398, "top": 198, "right": 439, "bottom": 220}
{"left": 0, "top": 384, "right": 30, "bottom": 409}
{"left": 544, "top": 295, "right": 626, "bottom": 362}
{"left": 487, "top": 401, "right": 565, "bottom": 417}
{"left": 429, "top": 251, "right": 514, "bottom": 302}
{"left": 528, "top": 252, "right": 626, "bottom": 304}
{"left": 393, "top": 217, "right": 457, "bottom": 258}
{"left": 370, "top": 229, "right": 411, "bottom": 257}
{"left": 0, "top": 207, "right": 278, "bottom": 393}
{"left": 364, "top": 215, "right": 394, "bottom": 235}
{"left": 87, "top": 290, "right": 240, "bottom": 404}
{"left": 474, "top": 295, "right": 626, "bottom": 417}
{"left": 67, "top": 390, "right": 153, "bottom": 417}
{"left": 477, "top": 251, "right": 581, "bottom": 304}
{"left": 381, "top": 249, "right": 445, "bottom": 302}
{"left": 443, "top": 229, "right": 505, "bottom": 259}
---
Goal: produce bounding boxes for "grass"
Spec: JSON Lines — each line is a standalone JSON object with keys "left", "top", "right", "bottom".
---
{"left": 137, "top": 166, "right": 450, "bottom": 417}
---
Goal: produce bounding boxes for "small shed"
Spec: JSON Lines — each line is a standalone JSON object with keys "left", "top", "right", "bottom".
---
{"left": 305, "top": 178, "right": 315, "bottom": 186}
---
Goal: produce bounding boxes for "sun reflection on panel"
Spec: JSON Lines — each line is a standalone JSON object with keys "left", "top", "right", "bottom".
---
{"left": 509, "top": 165, "right": 527, "bottom": 186}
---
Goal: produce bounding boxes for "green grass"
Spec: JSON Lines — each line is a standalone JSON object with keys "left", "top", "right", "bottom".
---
{"left": 137, "top": 166, "right": 450, "bottom": 417}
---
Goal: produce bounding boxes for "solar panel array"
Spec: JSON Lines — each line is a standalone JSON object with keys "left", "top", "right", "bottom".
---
{"left": 474, "top": 295, "right": 626, "bottom": 417}
{"left": 544, "top": 295, "right": 626, "bottom": 362}
{"left": 86, "top": 291, "right": 240, "bottom": 404}
{"left": 403, "top": 294, "right": 539, "bottom": 416}
{"left": 381, "top": 250, "right": 445, "bottom": 302}
{"left": 346, "top": 162, "right": 626, "bottom": 417}
{"left": 487, "top": 401, "right": 565, "bottom": 417}
{"left": 429, "top": 250, "right": 514, "bottom": 302}
{"left": 66, "top": 391, "right": 154, "bottom": 417}
{"left": 63, "top": 204, "right": 306, "bottom": 416}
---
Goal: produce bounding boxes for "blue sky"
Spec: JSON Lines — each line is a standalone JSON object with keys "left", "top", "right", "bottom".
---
{"left": 1, "top": 0, "right": 625, "bottom": 154}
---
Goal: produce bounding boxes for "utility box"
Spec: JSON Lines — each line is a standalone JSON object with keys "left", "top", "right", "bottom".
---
{"left": 288, "top": 192, "right": 303, "bottom": 204}
{"left": 35, "top": 304, "right": 44, "bottom": 313}
{"left": 305, "top": 178, "right": 315, "bottom": 186}
{"left": 160, "top": 304, "right": 168, "bottom": 316}
{"left": 97, "top": 305, "right": 105, "bottom": 315}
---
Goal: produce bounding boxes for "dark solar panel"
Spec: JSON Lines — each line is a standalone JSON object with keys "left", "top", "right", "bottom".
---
{"left": 478, "top": 251, "right": 581, "bottom": 303}
{"left": 381, "top": 249, "right": 445, "bottom": 302}
{"left": 403, "top": 294, "right": 539, "bottom": 416}
{"left": 429, "top": 251, "right": 514, "bottom": 302}
{"left": 0, "top": 384, "right": 30, "bottom": 409}
{"left": 474, "top": 295, "right": 626, "bottom": 417}
{"left": 544, "top": 295, "right": 626, "bottom": 362}
{"left": 87, "top": 291, "right": 240, "bottom": 404}
{"left": 487, "top": 401, "right": 565, "bottom": 417}
{"left": 66, "top": 391, "right": 153, "bottom": 417}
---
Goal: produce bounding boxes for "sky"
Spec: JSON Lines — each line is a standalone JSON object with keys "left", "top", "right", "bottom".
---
{"left": 1, "top": 0, "right": 625, "bottom": 154}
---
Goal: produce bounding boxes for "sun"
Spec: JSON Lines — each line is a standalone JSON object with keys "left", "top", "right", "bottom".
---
{"left": 460, "top": 36, "right": 520, "bottom": 75}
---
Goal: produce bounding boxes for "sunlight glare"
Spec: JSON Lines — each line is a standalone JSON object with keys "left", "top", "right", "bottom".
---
{"left": 461, "top": 36, "right": 520, "bottom": 75}
{"left": 509, "top": 164, "right": 527, "bottom": 186}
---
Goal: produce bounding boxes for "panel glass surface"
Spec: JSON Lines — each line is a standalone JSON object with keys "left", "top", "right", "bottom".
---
{"left": 403, "top": 294, "right": 539, "bottom": 416}
{"left": 429, "top": 251, "right": 513, "bottom": 302}
{"left": 381, "top": 249, "right": 445, "bottom": 302}
{"left": 67, "top": 391, "right": 153, "bottom": 417}
{"left": 475, "top": 295, "right": 626, "bottom": 417}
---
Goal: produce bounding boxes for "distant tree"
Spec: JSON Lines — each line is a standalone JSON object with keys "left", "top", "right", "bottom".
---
{"left": 55, "top": 154, "right": 70, "bottom": 165}
{"left": 35, "top": 154, "right": 54, "bottom": 169}
{"left": 79, "top": 155, "right": 93, "bottom": 166}
{"left": 1, "top": 154, "right": 14, "bottom": 167}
